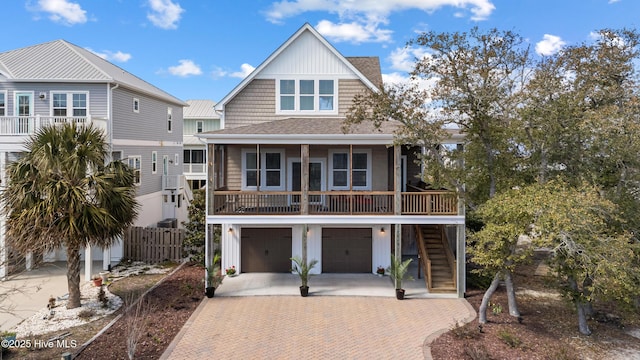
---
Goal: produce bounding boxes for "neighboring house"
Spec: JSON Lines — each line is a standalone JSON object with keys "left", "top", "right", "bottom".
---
{"left": 199, "top": 24, "right": 466, "bottom": 296}
{"left": 183, "top": 99, "right": 221, "bottom": 191}
{"left": 0, "top": 39, "right": 188, "bottom": 277}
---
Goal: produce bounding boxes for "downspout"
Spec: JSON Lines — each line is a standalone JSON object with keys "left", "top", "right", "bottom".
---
{"left": 107, "top": 83, "right": 119, "bottom": 162}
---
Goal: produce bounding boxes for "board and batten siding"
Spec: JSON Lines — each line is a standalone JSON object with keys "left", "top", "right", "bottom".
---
{"left": 111, "top": 86, "right": 183, "bottom": 143}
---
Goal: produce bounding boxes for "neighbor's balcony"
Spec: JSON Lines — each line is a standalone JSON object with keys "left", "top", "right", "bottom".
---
{"left": 163, "top": 175, "right": 186, "bottom": 190}
{"left": 183, "top": 163, "right": 205, "bottom": 174}
{"left": 212, "top": 190, "right": 458, "bottom": 216}
{"left": 0, "top": 115, "right": 95, "bottom": 135}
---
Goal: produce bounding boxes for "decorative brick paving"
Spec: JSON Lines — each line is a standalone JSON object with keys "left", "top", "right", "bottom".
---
{"left": 162, "top": 296, "right": 475, "bottom": 359}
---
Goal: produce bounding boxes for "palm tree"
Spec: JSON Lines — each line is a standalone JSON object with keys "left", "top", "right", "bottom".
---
{"left": 1, "top": 123, "right": 138, "bottom": 309}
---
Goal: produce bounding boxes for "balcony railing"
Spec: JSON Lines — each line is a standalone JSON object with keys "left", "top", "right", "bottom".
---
{"left": 0, "top": 115, "right": 91, "bottom": 135}
{"left": 211, "top": 190, "right": 457, "bottom": 216}
{"left": 163, "top": 175, "right": 186, "bottom": 190}
{"left": 183, "top": 163, "right": 205, "bottom": 174}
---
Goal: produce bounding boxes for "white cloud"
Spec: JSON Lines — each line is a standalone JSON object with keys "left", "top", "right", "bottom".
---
{"left": 316, "top": 20, "right": 392, "bottom": 43}
{"left": 535, "top": 34, "right": 566, "bottom": 56}
{"left": 168, "top": 60, "right": 202, "bottom": 77}
{"left": 35, "top": 0, "right": 87, "bottom": 25}
{"left": 388, "top": 46, "right": 431, "bottom": 72}
{"left": 87, "top": 48, "right": 132, "bottom": 63}
{"left": 265, "top": 0, "right": 495, "bottom": 25}
{"left": 230, "top": 64, "right": 256, "bottom": 78}
{"left": 147, "top": 0, "right": 184, "bottom": 30}
{"left": 608, "top": 0, "right": 621, "bottom": 3}
{"left": 265, "top": 1, "right": 494, "bottom": 44}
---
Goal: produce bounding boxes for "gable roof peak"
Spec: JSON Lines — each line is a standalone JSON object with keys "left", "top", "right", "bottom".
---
{"left": 215, "top": 23, "right": 380, "bottom": 111}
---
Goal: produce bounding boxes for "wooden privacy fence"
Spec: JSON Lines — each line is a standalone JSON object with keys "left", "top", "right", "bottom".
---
{"left": 123, "top": 226, "right": 186, "bottom": 263}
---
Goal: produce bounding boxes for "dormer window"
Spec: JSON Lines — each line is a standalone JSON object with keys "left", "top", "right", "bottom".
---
{"left": 277, "top": 78, "right": 336, "bottom": 114}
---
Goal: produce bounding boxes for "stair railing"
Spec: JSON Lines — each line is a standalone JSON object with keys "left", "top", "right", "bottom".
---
{"left": 414, "top": 225, "right": 432, "bottom": 291}
{"left": 438, "top": 225, "right": 457, "bottom": 290}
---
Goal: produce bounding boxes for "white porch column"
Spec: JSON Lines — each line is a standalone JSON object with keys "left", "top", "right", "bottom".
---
{"left": 102, "top": 247, "right": 111, "bottom": 271}
{"left": 25, "top": 252, "right": 33, "bottom": 271}
{"left": 84, "top": 245, "right": 92, "bottom": 282}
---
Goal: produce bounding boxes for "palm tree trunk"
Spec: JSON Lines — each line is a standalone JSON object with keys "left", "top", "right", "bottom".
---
{"left": 66, "top": 244, "right": 82, "bottom": 309}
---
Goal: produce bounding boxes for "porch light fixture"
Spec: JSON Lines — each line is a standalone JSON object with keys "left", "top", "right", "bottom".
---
{"left": 380, "top": 227, "right": 385, "bottom": 234}
{"left": 227, "top": 227, "right": 233, "bottom": 233}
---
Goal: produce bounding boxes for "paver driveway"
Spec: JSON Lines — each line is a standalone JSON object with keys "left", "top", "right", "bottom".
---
{"left": 161, "top": 295, "right": 475, "bottom": 359}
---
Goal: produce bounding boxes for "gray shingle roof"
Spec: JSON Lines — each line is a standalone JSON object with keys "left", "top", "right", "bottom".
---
{"left": 0, "top": 39, "right": 185, "bottom": 105}
{"left": 346, "top": 57, "right": 383, "bottom": 88}
{"left": 206, "top": 118, "right": 400, "bottom": 135}
{"left": 184, "top": 100, "right": 219, "bottom": 119}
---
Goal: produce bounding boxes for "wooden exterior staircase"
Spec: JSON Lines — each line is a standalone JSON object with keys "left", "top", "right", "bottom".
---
{"left": 415, "top": 224, "right": 456, "bottom": 293}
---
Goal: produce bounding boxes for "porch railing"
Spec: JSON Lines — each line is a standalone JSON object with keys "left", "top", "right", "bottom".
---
{"left": 211, "top": 190, "right": 457, "bottom": 215}
{"left": 0, "top": 115, "right": 91, "bottom": 135}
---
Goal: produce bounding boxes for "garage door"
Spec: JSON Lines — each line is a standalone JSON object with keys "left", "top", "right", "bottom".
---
{"left": 322, "top": 228, "right": 372, "bottom": 273}
{"left": 241, "top": 228, "right": 292, "bottom": 272}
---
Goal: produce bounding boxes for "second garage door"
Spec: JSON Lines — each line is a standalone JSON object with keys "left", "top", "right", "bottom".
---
{"left": 241, "top": 228, "right": 292, "bottom": 272}
{"left": 322, "top": 228, "right": 372, "bottom": 273}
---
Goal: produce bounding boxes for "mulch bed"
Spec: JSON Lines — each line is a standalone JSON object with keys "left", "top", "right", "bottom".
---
{"left": 75, "top": 263, "right": 204, "bottom": 360}
{"left": 430, "top": 266, "right": 640, "bottom": 360}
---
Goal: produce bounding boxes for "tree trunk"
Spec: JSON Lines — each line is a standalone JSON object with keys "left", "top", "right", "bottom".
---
{"left": 66, "top": 244, "right": 82, "bottom": 309}
{"left": 568, "top": 277, "right": 592, "bottom": 335}
{"left": 576, "top": 302, "right": 592, "bottom": 335}
{"left": 504, "top": 270, "right": 521, "bottom": 318}
{"left": 478, "top": 272, "right": 501, "bottom": 324}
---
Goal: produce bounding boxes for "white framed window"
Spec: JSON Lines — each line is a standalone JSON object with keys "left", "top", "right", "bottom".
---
{"left": 167, "top": 107, "right": 172, "bottom": 132}
{"left": 51, "top": 92, "right": 88, "bottom": 117}
{"left": 174, "top": 153, "right": 179, "bottom": 166}
{"left": 0, "top": 91, "right": 6, "bottom": 116}
{"left": 328, "top": 149, "right": 371, "bottom": 190}
{"left": 151, "top": 151, "right": 157, "bottom": 174}
{"left": 133, "top": 98, "right": 140, "bottom": 113}
{"left": 196, "top": 121, "right": 203, "bottom": 133}
{"left": 276, "top": 78, "right": 337, "bottom": 114}
{"left": 241, "top": 148, "right": 285, "bottom": 190}
{"left": 127, "top": 156, "right": 141, "bottom": 185}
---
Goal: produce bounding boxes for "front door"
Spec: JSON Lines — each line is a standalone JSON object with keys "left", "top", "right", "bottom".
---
{"left": 289, "top": 158, "right": 325, "bottom": 204}
{"left": 14, "top": 92, "right": 33, "bottom": 133}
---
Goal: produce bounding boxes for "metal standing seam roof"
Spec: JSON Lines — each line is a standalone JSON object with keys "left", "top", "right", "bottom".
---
{"left": 184, "top": 99, "right": 219, "bottom": 119}
{"left": 0, "top": 39, "right": 185, "bottom": 106}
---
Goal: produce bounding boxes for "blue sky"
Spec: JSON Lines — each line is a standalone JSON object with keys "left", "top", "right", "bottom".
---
{"left": 3, "top": 1, "right": 639, "bottom": 102}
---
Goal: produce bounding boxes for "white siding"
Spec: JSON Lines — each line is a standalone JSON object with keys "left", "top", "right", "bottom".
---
{"left": 257, "top": 31, "right": 359, "bottom": 78}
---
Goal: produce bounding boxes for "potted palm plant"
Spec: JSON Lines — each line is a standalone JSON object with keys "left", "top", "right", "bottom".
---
{"left": 290, "top": 256, "right": 318, "bottom": 297}
{"left": 205, "top": 254, "right": 223, "bottom": 298}
{"left": 387, "top": 255, "right": 414, "bottom": 300}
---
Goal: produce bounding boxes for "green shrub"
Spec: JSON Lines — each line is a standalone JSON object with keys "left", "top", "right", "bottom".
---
{"left": 498, "top": 329, "right": 521, "bottom": 348}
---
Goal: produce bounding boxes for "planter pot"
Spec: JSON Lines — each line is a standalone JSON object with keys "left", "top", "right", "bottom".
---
{"left": 395, "top": 288, "right": 405, "bottom": 300}
{"left": 299, "top": 286, "right": 309, "bottom": 297}
{"left": 205, "top": 287, "right": 215, "bottom": 298}
{"left": 92, "top": 278, "right": 103, "bottom": 287}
